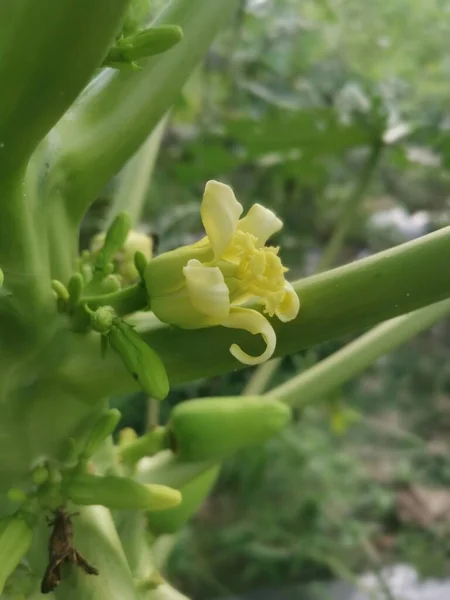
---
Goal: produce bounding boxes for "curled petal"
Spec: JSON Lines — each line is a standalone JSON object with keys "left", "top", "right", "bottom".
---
{"left": 201, "top": 180, "right": 243, "bottom": 259}
{"left": 184, "top": 259, "right": 230, "bottom": 319}
{"left": 221, "top": 307, "right": 276, "bottom": 365}
{"left": 275, "top": 282, "right": 300, "bottom": 322}
{"left": 237, "top": 203, "right": 282, "bottom": 247}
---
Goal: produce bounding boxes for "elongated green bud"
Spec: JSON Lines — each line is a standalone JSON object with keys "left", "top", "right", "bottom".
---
{"left": 51, "top": 280, "right": 69, "bottom": 301}
{"left": 148, "top": 465, "right": 219, "bottom": 535}
{"left": 67, "top": 273, "right": 84, "bottom": 308}
{"left": 95, "top": 213, "right": 131, "bottom": 272}
{"left": 168, "top": 396, "right": 291, "bottom": 462}
{"left": 82, "top": 409, "right": 122, "bottom": 458}
{"left": 103, "top": 26, "right": 183, "bottom": 68}
{"left": 0, "top": 515, "right": 33, "bottom": 594}
{"left": 134, "top": 250, "right": 148, "bottom": 280}
{"left": 118, "top": 426, "right": 168, "bottom": 466}
{"left": 108, "top": 321, "right": 169, "bottom": 400}
{"left": 0, "top": 268, "right": 3, "bottom": 288}
{"left": 66, "top": 474, "right": 181, "bottom": 511}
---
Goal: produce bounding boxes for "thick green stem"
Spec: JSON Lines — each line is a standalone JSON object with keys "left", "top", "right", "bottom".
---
{"left": 57, "top": 225, "right": 450, "bottom": 396}
{"left": 0, "top": 169, "right": 50, "bottom": 311}
{"left": 269, "top": 298, "right": 450, "bottom": 407}
{"left": 106, "top": 115, "right": 169, "bottom": 227}
{"left": 0, "top": 0, "right": 130, "bottom": 168}
{"left": 50, "top": 0, "right": 239, "bottom": 226}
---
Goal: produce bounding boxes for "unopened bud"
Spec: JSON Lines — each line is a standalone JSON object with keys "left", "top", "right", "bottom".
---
{"left": 66, "top": 474, "right": 181, "bottom": 511}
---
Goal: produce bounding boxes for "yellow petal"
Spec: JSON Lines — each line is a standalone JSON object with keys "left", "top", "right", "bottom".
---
{"left": 201, "top": 181, "right": 243, "bottom": 259}
{"left": 184, "top": 259, "right": 230, "bottom": 319}
{"left": 237, "top": 203, "right": 282, "bottom": 247}
{"left": 275, "top": 282, "right": 300, "bottom": 322}
{"left": 221, "top": 307, "right": 276, "bottom": 365}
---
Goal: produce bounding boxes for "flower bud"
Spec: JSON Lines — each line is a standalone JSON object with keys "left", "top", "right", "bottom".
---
{"left": 94, "top": 213, "right": 131, "bottom": 273}
{"left": 90, "top": 306, "right": 116, "bottom": 334}
{"left": 67, "top": 273, "right": 84, "bottom": 308}
{"left": 82, "top": 409, "right": 122, "bottom": 458}
{"left": 169, "top": 396, "right": 291, "bottom": 462}
{"left": 103, "top": 26, "right": 183, "bottom": 68}
{"left": 108, "top": 321, "right": 169, "bottom": 400}
{"left": 66, "top": 474, "right": 181, "bottom": 511}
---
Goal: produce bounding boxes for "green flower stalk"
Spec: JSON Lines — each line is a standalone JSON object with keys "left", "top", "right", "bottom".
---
{"left": 66, "top": 474, "right": 181, "bottom": 511}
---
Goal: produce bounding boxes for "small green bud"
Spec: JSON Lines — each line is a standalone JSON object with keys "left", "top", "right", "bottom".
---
{"left": 94, "top": 213, "right": 132, "bottom": 272}
{"left": 119, "top": 427, "right": 138, "bottom": 445}
{"left": 67, "top": 273, "right": 84, "bottom": 307}
{"left": 32, "top": 465, "right": 49, "bottom": 485}
{"left": 83, "top": 409, "right": 122, "bottom": 458}
{"left": 169, "top": 396, "right": 292, "bottom": 462}
{"left": 80, "top": 263, "right": 93, "bottom": 284}
{"left": 104, "top": 26, "right": 183, "bottom": 68}
{"left": 51, "top": 279, "right": 69, "bottom": 301}
{"left": 133, "top": 250, "right": 148, "bottom": 281}
{"left": 0, "top": 268, "right": 3, "bottom": 287}
{"left": 99, "top": 274, "right": 122, "bottom": 293}
{"left": 66, "top": 474, "right": 181, "bottom": 511}
{"left": 0, "top": 515, "right": 33, "bottom": 594}
{"left": 90, "top": 306, "right": 117, "bottom": 334}
{"left": 108, "top": 321, "right": 169, "bottom": 401}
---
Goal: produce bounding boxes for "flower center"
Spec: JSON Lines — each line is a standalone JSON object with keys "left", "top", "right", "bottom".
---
{"left": 221, "top": 231, "right": 288, "bottom": 316}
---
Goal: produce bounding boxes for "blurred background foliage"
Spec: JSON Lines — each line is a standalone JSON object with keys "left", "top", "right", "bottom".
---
{"left": 86, "top": 0, "right": 450, "bottom": 597}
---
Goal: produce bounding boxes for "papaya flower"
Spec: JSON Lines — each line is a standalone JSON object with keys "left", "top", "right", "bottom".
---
{"left": 144, "top": 180, "right": 299, "bottom": 365}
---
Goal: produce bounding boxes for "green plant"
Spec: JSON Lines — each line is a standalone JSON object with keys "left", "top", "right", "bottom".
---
{"left": 0, "top": 1, "right": 449, "bottom": 599}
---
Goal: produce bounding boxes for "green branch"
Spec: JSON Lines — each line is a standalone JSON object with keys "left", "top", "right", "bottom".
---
{"left": 269, "top": 298, "right": 450, "bottom": 407}
{"left": 0, "top": 0, "right": 130, "bottom": 169}
{"left": 57, "top": 225, "right": 450, "bottom": 396}
{"left": 50, "top": 0, "right": 239, "bottom": 226}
